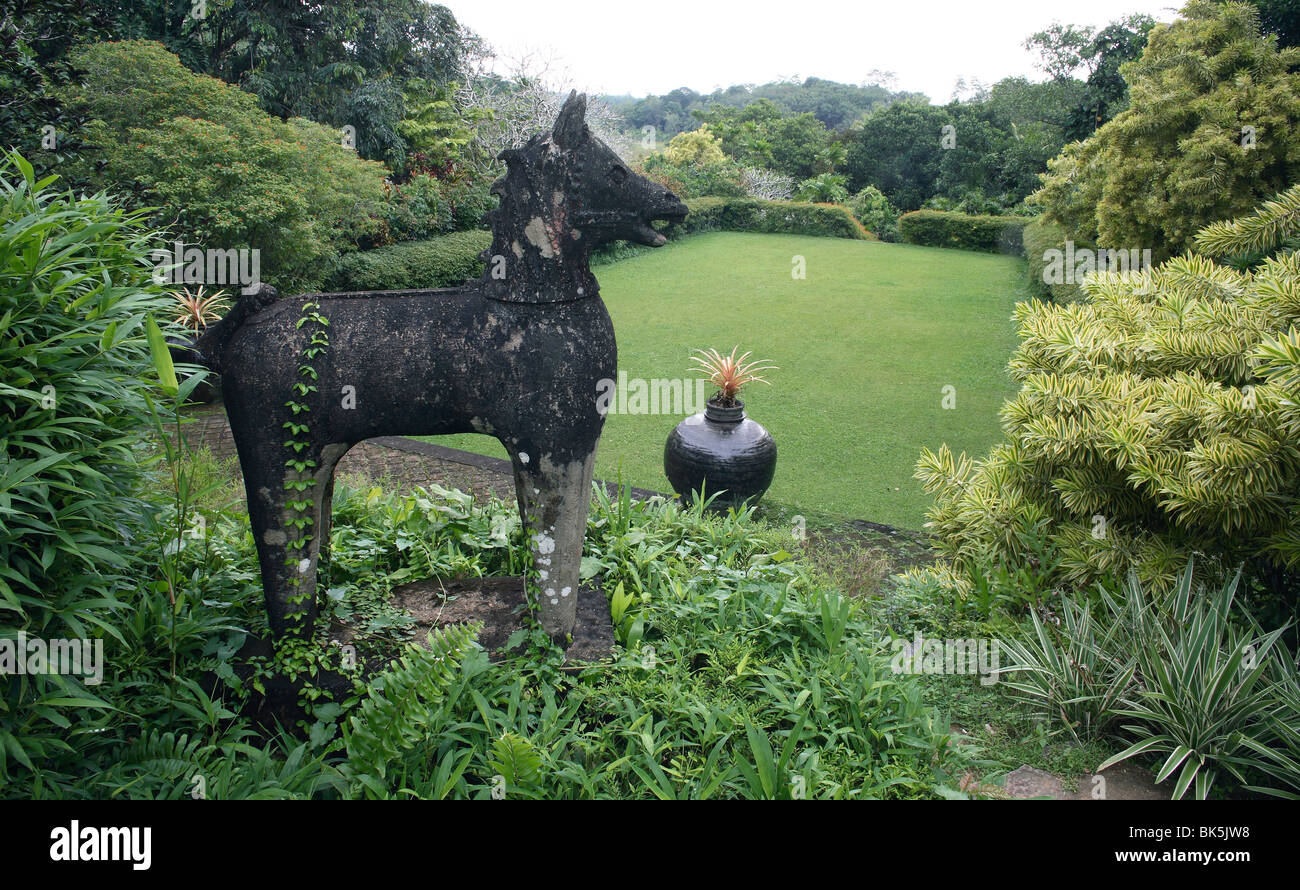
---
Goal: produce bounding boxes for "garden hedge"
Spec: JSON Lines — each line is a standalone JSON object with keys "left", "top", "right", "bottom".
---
{"left": 325, "top": 230, "right": 491, "bottom": 292}
{"left": 674, "top": 197, "right": 873, "bottom": 240}
{"left": 898, "top": 209, "right": 1026, "bottom": 255}
{"left": 329, "top": 198, "right": 875, "bottom": 291}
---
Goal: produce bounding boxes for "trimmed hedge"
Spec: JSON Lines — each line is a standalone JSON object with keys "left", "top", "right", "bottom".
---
{"left": 1022, "top": 216, "right": 1085, "bottom": 303}
{"left": 674, "top": 197, "right": 873, "bottom": 240}
{"left": 328, "top": 198, "right": 872, "bottom": 291}
{"left": 325, "top": 230, "right": 491, "bottom": 291}
{"left": 898, "top": 210, "right": 1026, "bottom": 255}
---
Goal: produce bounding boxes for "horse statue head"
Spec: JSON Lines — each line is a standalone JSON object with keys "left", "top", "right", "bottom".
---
{"left": 483, "top": 91, "right": 688, "bottom": 303}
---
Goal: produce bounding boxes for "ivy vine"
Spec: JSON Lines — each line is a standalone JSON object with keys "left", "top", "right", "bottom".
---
{"left": 282, "top": 298, "right": 330, "bottom": 607}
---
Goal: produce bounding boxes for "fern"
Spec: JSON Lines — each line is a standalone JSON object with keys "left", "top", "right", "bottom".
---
{"left": 342, "top": 622, "right": 482, "bottom": 797}
{"left": 92, "top": 729, "right": 341, "bottom": 799}
{"left": 488, "top": 732, "right": 543, "bottom": 788}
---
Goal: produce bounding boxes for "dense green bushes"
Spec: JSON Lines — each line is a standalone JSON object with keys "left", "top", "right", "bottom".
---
{"left": 325, "top": 230, "right": 491, "bottom": 291}
{"left": 60, "top": 41, "right": 390, "bottom": 295}
{"left": 675, "top": 197, "right": 872, "bottom": 240}
{"left": 5, "top": 458, "right": 969, "bottom": 797}
{"left": 0, "top": 153, "right": 175, "bottom": 779}
{"left": 333, "top": 486, "right": 966, "bottom": 799}
{"left": 846, "top": 186, "right": 900, "bottom": 242}
{"left": 1033, "top": 1, "right": 1300, "bottom": 262}
{"left": 898, "top": 209, "right": 1027, "bottom": 254}
{"left": 641, "top": 137, "right": 749, "bottom": 201}
{"left": 333, "top": 197, "right": 872, "bottom": 291}
{"left": 373, "top": 174, "right": 494, "bottom": 247}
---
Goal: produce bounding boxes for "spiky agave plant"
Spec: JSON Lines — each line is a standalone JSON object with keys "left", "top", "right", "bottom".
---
{"left": 170, "top": 286, "right": 230, "bottom": 335}
{"left": 690, "top": 346, "right": 777, "bottom": 407}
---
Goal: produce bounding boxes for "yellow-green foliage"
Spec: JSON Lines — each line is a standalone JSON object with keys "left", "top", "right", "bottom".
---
{"left": 661, "top": 126, "right": 728, "bottom": 166}
{"left": 917, "top": 185, "right": 1300, "bottom": 593}
{"left": 1033, "top": 1, "right": 1300, "bottom": 261}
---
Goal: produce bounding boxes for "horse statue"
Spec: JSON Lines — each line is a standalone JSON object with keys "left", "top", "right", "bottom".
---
{"left": 197, "top": 92, "right": 688, "bottom": 642}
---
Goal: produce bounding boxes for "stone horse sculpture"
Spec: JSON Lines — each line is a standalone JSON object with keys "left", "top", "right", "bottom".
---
{"left": 198, "top": 93, "right": 687, "bottom": 641}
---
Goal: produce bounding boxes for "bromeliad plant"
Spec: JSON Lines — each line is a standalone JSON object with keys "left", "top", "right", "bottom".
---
{"left": 169, "top": 285, "right": 229, "bottom": 335}
{"left": 690, "top": 346, "right": 777, "bottom": 407}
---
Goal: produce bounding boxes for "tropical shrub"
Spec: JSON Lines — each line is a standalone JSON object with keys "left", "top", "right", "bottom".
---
{"left": 60, "top": 40, "right": 390, "bottom": 294}
{"left": 847, "top": 186, "right": 900, "bottom": 242}
{"left": 842, "top": 101, "right": 951, "bottom": 211}
{"left": 739, "top": 167, "right": 795, "bottom": 201}
{"left": 660, "top": 126, "right": 728, "bottom": 166}
{"left": 325, "top": 229, "right": 491, "bottom": 291}
{"left": 898, "top": 210, "right": 1027, "bottom": 254}
{"left": 695, "top": 100, "right": 844, "bottom": 181}
{"left": 794, "top": 173, "right": 849, "bottom": 205}
{"left": 0, "top": 152, "right": 175, "bottom": 781}
{"left": 1033, "top": 1, "right": 1300, "bottom": 261}
{"left": 372, "top": 173, "right": 495, "bottom": 247}
{"left": 641, "top": 153, "right": 746, "bottom": 200}
{"left": 915, "top": 185, "right": 1300, "bottom": 597}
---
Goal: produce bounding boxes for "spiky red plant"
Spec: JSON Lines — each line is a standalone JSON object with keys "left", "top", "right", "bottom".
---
{"left": 170, "top": 286, "right": 230, "bottom": 335}
{"left": 690, "top": 346, "right": 777, "bottom": 406}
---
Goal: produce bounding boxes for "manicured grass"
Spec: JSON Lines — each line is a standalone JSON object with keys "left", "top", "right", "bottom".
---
{"left": 432, "top": 231, "right": 1028, "bottom": 528}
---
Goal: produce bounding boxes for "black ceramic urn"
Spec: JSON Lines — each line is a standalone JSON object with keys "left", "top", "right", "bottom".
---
{"left": 664, "top": 399, "right": 777, "bottom": 510}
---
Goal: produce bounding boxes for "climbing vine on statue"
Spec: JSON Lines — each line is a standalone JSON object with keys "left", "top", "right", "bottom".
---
{"left": 283, "top": 299, "right": 332, "bottom": 613}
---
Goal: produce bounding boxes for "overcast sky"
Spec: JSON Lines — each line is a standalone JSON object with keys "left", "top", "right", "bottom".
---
{"left": 445, "top": 0, "right": 1183, "bottom": 101}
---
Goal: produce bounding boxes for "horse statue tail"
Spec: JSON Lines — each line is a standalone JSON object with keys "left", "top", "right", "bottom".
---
{"left": 195, "top": 283, "right": 278, "bottom": 373}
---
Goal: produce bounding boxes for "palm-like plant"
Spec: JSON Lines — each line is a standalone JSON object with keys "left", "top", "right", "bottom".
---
{"left": 170, "top": 286, "right": 229, "bottom": 335}
{"left": 690, "top": 347, "right": 777, "bottom": 406}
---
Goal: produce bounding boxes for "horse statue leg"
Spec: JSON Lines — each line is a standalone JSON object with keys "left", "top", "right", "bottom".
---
{"left": 235, "top": 428, "right": 348, "bottom": 638}
{"left": 507, "top": 445, "right": 599, "bottom": 643}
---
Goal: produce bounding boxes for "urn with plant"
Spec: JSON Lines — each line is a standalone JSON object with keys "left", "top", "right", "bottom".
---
{"left": 664, "top": 347, "right": 778, "bottom": 510}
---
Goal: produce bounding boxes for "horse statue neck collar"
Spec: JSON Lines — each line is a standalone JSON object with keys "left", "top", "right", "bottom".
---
{"left": 481, "top": 137, "right": 599, "bottom": 304}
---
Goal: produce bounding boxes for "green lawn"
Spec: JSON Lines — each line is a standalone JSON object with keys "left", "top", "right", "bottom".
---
{"left": 431, "top": 231, "right": 1028, "bottom": 528}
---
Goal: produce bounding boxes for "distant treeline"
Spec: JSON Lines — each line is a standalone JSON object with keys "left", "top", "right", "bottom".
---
{"left": 605, "top": 77, "right": 925, "bottom": 138}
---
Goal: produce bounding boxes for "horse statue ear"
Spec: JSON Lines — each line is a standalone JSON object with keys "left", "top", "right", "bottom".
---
{"left": 552, "top": 91, "right": 588, "bottom": 149}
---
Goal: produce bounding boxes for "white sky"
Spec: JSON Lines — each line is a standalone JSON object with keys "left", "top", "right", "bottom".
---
{"left": 445, "top": 0, "right": 1183, "bottom": 101}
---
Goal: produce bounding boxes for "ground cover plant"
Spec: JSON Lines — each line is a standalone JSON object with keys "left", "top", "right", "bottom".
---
{"left": 10, "top": 0, "right": 1300, "bottom": 811}
{"left": 2, "top": 443, "right": 979, "bottom": 799}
